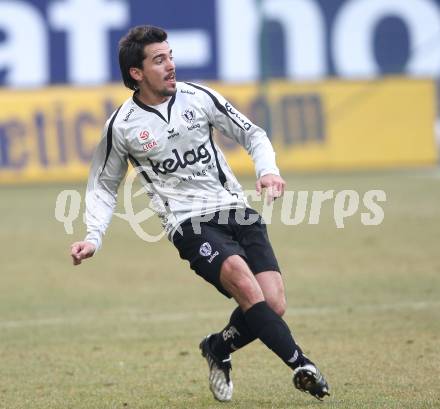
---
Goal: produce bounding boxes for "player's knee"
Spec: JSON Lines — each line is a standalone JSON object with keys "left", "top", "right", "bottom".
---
{"left": 229, "top": 275, "right": 260, "bottom": 300}
{"left": 220, "top": 256, "right": 263, "bottom": 305}
{"left": 266, "top": 296, "right": 286, "bottom": 317}
{"left": 221, "top": 255, "right": 243, "bottom": 276}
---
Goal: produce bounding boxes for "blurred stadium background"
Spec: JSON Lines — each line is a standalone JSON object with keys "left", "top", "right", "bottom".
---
{"left": 1, "top": 1, "right": 439, "bottom": 408}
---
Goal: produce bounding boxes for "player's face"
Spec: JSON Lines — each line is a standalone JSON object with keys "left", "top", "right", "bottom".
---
{"left": 139, "top": 42, "right": 176, "bottom": 99}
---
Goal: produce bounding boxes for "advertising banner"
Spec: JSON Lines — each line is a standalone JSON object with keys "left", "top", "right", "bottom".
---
{"left": 1, "top": 0, "right": 440, "bottom": 87}
{"left": 0, "top": 78, "right": 436, "bottom": 184}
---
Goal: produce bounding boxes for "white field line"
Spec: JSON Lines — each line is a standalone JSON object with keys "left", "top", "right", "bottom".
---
{"left": 0, "top": 300, "right": 439, "bottom": 330}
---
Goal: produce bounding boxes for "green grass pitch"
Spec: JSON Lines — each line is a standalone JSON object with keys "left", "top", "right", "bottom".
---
{"left": 1, "top": 169, "right": 439, "bottom": 409}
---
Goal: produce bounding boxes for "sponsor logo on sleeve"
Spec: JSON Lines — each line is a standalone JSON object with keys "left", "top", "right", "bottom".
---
{"left": 123, "top": 108, "right": 135, "bottom": 122}
{"left": 225, "top": 102, "right": 252, "bottom": 131}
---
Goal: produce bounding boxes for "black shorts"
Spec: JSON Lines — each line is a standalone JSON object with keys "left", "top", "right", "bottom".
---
{"left": 171, "top": 208, "right": 280, "bottom": 298}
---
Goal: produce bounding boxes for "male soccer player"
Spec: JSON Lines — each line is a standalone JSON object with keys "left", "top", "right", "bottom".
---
{"left": 70, "top": 25, "right": 329, "bottom": 402}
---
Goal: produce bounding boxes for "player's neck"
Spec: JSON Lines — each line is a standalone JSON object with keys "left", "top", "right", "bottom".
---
{"left": 136, "top": 87, "right": 170, "bottom": 106}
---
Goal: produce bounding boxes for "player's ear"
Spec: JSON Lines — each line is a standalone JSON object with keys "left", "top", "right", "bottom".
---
{"left": 129, "top": 67, "right": 143, "bottom": 82}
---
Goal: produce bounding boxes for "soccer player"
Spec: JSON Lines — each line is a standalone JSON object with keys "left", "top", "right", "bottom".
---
{"left": 70, "top": 25, "right": 329, "bottom": 402}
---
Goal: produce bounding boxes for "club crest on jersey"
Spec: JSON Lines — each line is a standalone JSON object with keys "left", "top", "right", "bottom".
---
{"left": 182, "top": 108, "right": 196, "bottom": 124}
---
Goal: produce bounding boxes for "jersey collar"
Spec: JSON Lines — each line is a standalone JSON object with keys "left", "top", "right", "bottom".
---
{"left": 132, "top": 91, "right": 176, "bottom": 123}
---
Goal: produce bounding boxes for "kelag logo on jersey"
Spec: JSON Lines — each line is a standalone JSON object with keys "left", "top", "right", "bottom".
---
{"left": 148, "top": 142, "right": 211, "bottom": 175}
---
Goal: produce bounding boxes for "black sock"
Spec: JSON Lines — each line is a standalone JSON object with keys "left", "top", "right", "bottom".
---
{"left": 244, "top": 301, "right": 304, "bottom": 369}
{"left": 210, "top": 307, "right": 257, "bottom": 358}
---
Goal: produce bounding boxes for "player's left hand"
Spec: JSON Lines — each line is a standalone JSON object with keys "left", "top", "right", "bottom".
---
{"left": 256, "top": 174, "right": 286, "bottom": 204}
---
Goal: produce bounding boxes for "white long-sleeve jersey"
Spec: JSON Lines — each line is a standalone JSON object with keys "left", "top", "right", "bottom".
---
{"left": 85, "top": 82, "right": 280, "bottom": 249}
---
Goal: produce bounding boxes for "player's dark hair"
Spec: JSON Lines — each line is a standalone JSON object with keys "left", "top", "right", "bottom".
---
{"left": 119, "top": 25, "right": 168, "bottom": 90}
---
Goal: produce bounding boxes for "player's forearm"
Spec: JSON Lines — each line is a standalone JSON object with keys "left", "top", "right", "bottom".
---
{"left": 245, "top": 129, "right": 280, "bottom": 179}
{"left": 83, "top": 186, "right": 117, "bottom": 251}
{"left": 84, "top": 230, "right": 102, "bottom": 251}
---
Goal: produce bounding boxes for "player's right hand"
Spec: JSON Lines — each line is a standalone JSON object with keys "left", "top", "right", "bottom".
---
{"left": 70, "top": 241, "right": 96, "bottom": 265}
